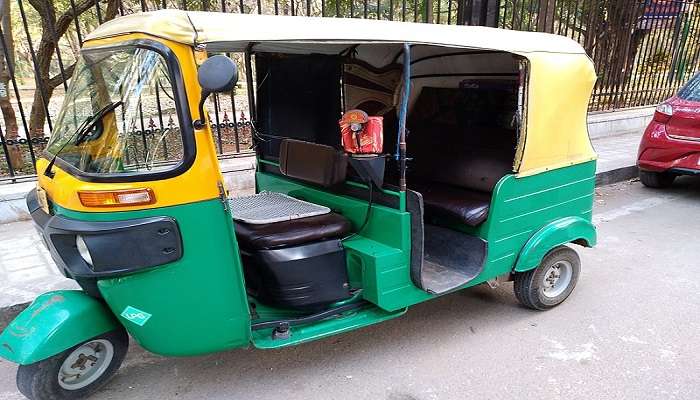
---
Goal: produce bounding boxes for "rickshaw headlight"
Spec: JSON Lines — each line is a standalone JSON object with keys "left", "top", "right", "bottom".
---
{"left": 76, "top": 235, "right": 94, "bottom": 267}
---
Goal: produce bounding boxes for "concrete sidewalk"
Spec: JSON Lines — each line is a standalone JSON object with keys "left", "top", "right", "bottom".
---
{"left": 0, "top": 110, "right": 650, "bottom": 320}
{"left": 0, "top": 220, "right": 76, "bottom": 314}
{"left": 592, "top": 130, "right": 642, "bottom": 186}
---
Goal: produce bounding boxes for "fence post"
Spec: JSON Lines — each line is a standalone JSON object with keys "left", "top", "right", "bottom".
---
{"left": 0, "top": 113, "right": 16, "bottom": 180}
{"left": 0, "top": 19, "right": 35, "bottom": 169}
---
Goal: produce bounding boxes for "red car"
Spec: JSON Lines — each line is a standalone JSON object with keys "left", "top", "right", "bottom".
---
{"left": 638, "top": 72, "right": 700, "bottom": 188}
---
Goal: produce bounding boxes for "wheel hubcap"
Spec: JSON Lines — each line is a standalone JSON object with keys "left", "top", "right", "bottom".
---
{"left": 541, "top": 260, "right": 573, "bottom": 298}
{"left": 58, "top": 339, "right": 114, "bottom": 390}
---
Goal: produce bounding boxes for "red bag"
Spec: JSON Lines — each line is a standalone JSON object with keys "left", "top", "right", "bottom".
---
{"left": 339, "top": 110, "right": 383, "bottom": 154}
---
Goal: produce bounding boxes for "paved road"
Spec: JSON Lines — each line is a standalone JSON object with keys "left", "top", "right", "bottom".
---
{"left": 1, "top": 178, "right": 699, "bottom": 400}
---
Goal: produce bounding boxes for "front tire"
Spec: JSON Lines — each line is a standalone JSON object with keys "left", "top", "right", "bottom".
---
{"left": 514, "top": 246, "right": 580, "bottom": 310}
{"left": 639, "top": 170, "right": 675, "bottom": 188}
{"left": 16, "top": 329, "right": 128, "bottom": 400}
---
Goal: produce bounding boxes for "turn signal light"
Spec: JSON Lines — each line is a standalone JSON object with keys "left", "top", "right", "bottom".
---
{"left": 653, "top": 103, "right": 673, "bottom": 123}
{"left": 78, "top": 188, "right": 155, "bottom": 207}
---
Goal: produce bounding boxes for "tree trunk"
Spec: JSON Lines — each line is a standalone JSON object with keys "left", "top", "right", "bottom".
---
{"left": 425, "top": 0, "right": 434, "bottom": 23}
{"left": 25, "top": 0, "right": 119, "bottom": 140}
{"left": 595, "top": 1, "right": 645, "bottom": 91}
{"left": 537, "top": 0, "right": 556, "bottom": 32}
{"left": 0, "top": 0, "right": 23, "bottom": 170}
{"left": 484, "top": 0, "right": 500, "bottom": 27}
{"left": 465, "top": 0, "right": 502, "bottom": 27}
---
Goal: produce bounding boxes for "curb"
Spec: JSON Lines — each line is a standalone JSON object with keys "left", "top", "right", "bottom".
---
{"left": 595, "top": 166, "right": 639, "bottom": 187}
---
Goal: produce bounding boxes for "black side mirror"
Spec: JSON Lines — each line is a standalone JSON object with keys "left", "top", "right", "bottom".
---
{"left": 193, "top": 55, "right": 239, "bottom": 129}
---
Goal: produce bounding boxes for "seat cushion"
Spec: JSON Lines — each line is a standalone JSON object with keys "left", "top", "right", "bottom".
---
{"left": 234, "top": 212, "right": 352, "bottom": 250}
{"left": 413, "top": 182, "right": 491, "bottom": 227}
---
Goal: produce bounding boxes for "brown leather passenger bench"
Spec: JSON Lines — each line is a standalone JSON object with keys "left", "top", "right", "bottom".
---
{"left": 411, "top": 181, "right": 492, "bottom": 227}
{"left": 406, "top": 86, "right": 517, "bottom": 228}
{"left": 411, "top": 152, "right": 512, "bottom": 227}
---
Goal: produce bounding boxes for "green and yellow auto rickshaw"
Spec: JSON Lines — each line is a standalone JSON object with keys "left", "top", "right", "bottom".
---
{"left": 0, "top": 10, "right": 598, "bottom": 399}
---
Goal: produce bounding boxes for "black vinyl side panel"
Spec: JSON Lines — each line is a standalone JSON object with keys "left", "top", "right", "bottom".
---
{"left": 241, "top": 239, "right": 351, "bottom": 310}
{"left": 407, "top": 189, "right": 425, "bottom": 288}
{"left": 256, "top": 53, "right": 343, "bottom": 159}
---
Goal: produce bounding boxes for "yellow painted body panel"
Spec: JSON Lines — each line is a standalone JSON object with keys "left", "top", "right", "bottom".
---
{"left": 37, "top": 34, "right": 225, "bottom": 213}
{"left": 516, "top": 52, "right": 598, "bottom": 176}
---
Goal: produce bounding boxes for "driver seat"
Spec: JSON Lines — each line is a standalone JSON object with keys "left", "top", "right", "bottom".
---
{"left": 234, "top": 213, "right": 352, "bottom": 250}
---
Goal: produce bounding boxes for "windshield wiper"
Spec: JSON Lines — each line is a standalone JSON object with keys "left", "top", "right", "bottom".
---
{"left": 44, "top": 101, "right": 123, "bottom": 178}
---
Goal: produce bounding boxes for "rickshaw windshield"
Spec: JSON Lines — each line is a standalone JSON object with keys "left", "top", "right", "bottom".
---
{"left": 46, "top": 46, "right": 184, "bottom": 175}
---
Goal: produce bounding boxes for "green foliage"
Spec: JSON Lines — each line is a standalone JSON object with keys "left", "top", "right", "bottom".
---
{"left": 645, "top": 49, "right": 671, "bottom": 73}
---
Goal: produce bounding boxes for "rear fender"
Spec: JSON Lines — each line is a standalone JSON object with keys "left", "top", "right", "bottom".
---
{"left": 514, "top": 217, "right": 596, "bottom": 273}
{"left": 0, "top": 290, "right": 120, "bottom": 365}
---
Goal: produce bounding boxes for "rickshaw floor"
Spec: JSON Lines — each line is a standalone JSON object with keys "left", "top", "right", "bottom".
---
{"left": 422, "top": 224, "right": 487, "bottom": 294}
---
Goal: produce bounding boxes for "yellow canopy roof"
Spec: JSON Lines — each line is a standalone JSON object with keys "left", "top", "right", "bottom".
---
{"left": 86, "top": 10, "right": 597, "bottom": 176}
{"left": 86, "top": 10, "right": 587, "bottom": 55}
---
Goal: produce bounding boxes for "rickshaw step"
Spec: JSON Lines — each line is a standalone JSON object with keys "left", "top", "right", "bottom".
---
{"left": 421, "top": 224, "right": 487, "bottom": 294}
{"left": 250, "top": 301, "right": 369, "bottom": 331}
{"left": 251, "top": 303, "right": 407, "bottom": 349}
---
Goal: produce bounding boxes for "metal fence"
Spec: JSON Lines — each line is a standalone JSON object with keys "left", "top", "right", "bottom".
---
{"left": 1, "top": 0, "right": 699, "bottom": 181}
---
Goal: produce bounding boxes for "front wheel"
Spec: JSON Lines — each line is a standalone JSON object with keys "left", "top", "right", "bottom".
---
{"left": 513, "top": 246, "right": 580, "bottom": 310}
{"left": 639, "top": 170, "right": 675, "bottom": 188}
{"left": 17, "top": 329, "right": 128, "bottom": 400}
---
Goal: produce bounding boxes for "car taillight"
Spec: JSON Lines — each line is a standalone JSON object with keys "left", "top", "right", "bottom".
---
{"left": 653, "top": 103, "right": 673, "bottom": 123}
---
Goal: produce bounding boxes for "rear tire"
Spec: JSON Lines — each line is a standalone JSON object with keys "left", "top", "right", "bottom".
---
{"left": 514, "top": 246, "right": 580, "bottom": 311}
{"left": 639, "top": 170, "right": 675, "bottom": 188}
{"left": 16, "top": 329, "right": 128, "bottom": 400}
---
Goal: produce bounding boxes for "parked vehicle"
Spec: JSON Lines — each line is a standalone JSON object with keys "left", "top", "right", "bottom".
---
{"left": 638, "top": 72, "right": 700, "bottom": 188}
{"left": 0, "top": 10, "right": 598, "bottom": 399}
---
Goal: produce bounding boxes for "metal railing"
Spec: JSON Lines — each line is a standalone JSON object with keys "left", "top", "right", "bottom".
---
{"left": 1, "top": 0, "right": 699, "bottom": 181}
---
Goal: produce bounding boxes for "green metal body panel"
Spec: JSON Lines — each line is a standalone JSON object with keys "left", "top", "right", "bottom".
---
{"left": 464, "top": 160, "right": 597, "bottom": 284}
{"left": 0, "top": 290, "right": 119, "bottom": 365}
{"left": 513, "top": 216, "right": 596, "bottom": 272}
{"left": 252, "top": 305, "right": 407, "bottom": 349}
{"left": 55, "top": 199, "right": 251, "bottom": 356}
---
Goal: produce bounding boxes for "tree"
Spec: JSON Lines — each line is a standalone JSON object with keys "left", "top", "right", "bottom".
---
{"left": 24, "top": 0, "right": 119, "bottom": 140}
{"left": 585, "top": 1, "right": 647, "bottom": 94}
{"left": 457, "top": 0, "right": 500, "bottom": 26}
{"left": 0, "top": 0, "right": 23, "bottom": 170}
{"left": 502, "top": 0, "right": 648, "bottom": 106}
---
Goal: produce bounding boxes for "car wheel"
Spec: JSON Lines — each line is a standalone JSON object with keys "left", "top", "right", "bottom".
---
{"left": 639, "top": 170, "right": 675, "bottom": 188}
{"left": 514, "top": 246, "right": 580, "bottom": 311}
{"left": 16, "top": 329, "right": 128, "bottom": 400}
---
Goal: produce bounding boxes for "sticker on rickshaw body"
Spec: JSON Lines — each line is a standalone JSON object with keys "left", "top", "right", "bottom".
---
{"left": 120, "top": 306, "right": 153, "bottom": 327}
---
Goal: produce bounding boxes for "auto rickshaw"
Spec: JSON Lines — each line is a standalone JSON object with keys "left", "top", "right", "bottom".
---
{"left": 0, "top": 10, "right": 597, "bottom": 399}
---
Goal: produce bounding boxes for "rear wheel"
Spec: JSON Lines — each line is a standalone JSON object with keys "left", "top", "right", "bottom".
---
{"left": 514, "top": 246, "right": 580, "bottom": 310}
{"left": 16, "top": 329, "right": 128, "bottom": 400}
{"left": 639, "top": 170, "right": 675, "bottom": 188}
